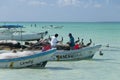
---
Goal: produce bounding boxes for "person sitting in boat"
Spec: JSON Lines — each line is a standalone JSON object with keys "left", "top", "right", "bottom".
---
{"left": 67, "top": 33, "right": 75, "bottom": 50}
{"left": 50, "top": 33, "right": 63, "bottom": 48}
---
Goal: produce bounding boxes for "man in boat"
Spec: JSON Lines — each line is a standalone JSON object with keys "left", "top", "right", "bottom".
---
{"left": 67, "top": 33, "right": 75, "bottom": 50}
{"left": 50, "top": 33, "right": 63, "bottom": 48}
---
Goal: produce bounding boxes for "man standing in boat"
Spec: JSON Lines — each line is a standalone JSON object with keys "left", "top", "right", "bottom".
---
{"left": 67, "top": 33, "right": 75, "bottom": 50}
{"left": 50, "top": 34, "right": 61, "bottom": 48}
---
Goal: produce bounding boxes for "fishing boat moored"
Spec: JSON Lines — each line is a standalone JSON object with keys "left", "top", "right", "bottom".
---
{"left": 0, "top": 25, "right": 48, "bottom": 41}
{"left": 50, "top": 45, "right": 101, "bottom": 61}
{"left": 0, "top": 48, "right": 56, "bottom": 68}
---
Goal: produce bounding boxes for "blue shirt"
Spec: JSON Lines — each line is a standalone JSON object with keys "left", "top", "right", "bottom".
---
{"left": 69, "top": 36, "right": 75, "bottom": 47}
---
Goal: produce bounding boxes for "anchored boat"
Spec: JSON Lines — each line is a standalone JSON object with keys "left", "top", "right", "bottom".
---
{"left": 0, "top": 48, "right": 56, "bottom": 68}
{"left": 0, "top": 25, "right": 48, "bottom": 41}
{"left": 50, "top": 45, "right": 101, "bottom": 61}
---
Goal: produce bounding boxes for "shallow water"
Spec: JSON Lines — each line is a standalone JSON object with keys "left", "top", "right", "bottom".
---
{"left": 0, "top": 22, "right": 120, "bottom": 80}
{"left": 0, "top": 50, "right": 120, "bottom": 80}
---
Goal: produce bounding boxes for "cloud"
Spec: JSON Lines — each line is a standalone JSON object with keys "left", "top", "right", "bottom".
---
{"left": 106, "top": 0, "right": 110, "bottom": 5}
{"left": 27, "top": 0, "right": 47, "bottom": 6}
{"left": 57, "top": 0, "right": 94, "bottom": 8}
{"left": 94, "top": 4, "right": 102, "bottom": 8}
{"left": 57, "top": 0, "right": 111, "bottom": 8}
{"left": 57, "top": 0, "right": 80, "bottom": 7}
{"left": 18, "top": 0, "right": 27, "bottom": 2}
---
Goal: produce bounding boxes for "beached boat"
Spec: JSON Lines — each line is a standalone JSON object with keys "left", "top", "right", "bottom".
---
{"left": 0, "top": 25, "right": 48, "bottom": 41}
{"left": 0, "top": 48, "right": 56, "bottom": 68}
{"left": 50, "top": 45, "right": 101, "bottom": 61}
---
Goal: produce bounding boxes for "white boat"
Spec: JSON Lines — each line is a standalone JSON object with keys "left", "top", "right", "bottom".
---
{"left": 0, "top": 48, "right": 56, "bottom": 68}
{"left": 50, "top": 45, "right": 101, "bottom": 61}
{"left": 0, "top": 25, "right": 48, "bottom": 41}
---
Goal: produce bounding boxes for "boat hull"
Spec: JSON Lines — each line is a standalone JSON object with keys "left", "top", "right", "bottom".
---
{"left": 0, "top": 31, "right": 48, "bottom": 41}
{"left": 50, "top": 45, "right": 101, "bottom": 61}
{"left": 0, "top": 48, "right": 56, "bottom": 68}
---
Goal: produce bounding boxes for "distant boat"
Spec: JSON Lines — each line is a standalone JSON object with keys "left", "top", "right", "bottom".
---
{"left": 0, "top": 25, "right": 48, "bottom": 41}
{"left": 50, "top": 45, "right": 101, "bottom": 61}
{"left": 0, "top": 48, "right": 56, "bottom": 68}
{"left": 42, "top": 25, "right": 63, "bottom": 29}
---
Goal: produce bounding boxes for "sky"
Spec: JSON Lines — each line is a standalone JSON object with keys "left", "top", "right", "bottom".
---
{"left": 0, "top": 0, "right": 120, "bottom": 22}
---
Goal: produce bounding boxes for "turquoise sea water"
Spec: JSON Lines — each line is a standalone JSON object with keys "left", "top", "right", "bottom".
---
{"left": 0, "top": 22, "right": 120, "bottom": 80}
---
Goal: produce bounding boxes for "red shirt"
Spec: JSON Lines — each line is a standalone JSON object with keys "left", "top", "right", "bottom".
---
{"left": 74, "top": 44, "right": 80, "bottom": 50}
